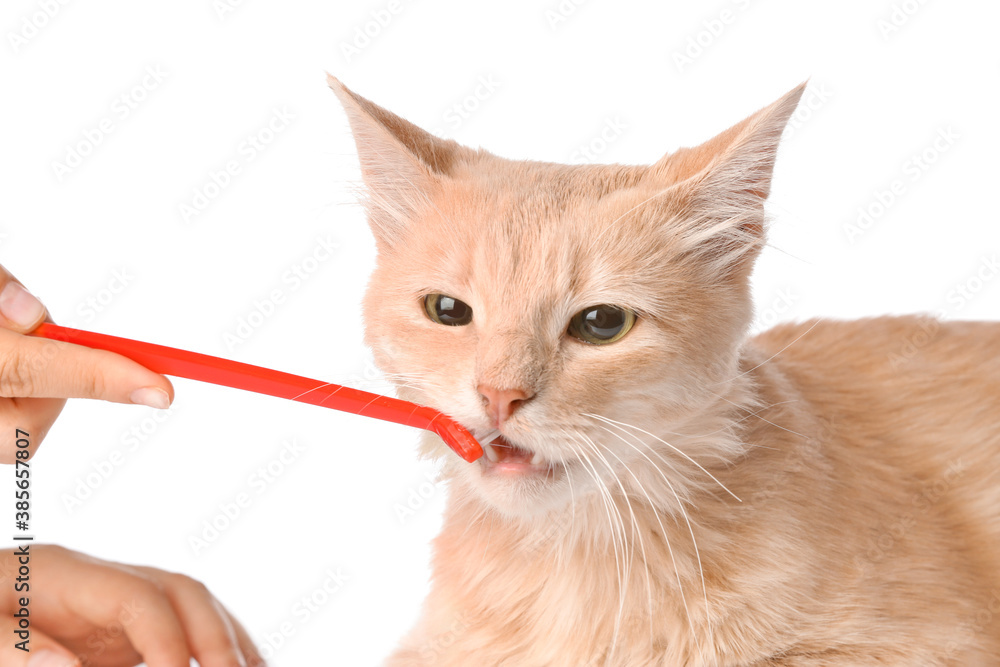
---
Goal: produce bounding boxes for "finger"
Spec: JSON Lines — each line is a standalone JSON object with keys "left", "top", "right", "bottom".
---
{"left": 152, "top": 571, "right": 248, "bottom": 667}
{"left": 33, "top": 547, "right": 193, "bottom": 667}
{"left": 0, "top": 267, "right": 47, "bottom": 334}
{"left": 65, "top": 572, "right": 194, "bottom": 667}
{"left": 29, "top": 546, "right": 193, "bottom": 667}
{"left": 0, "top": 396, "right": 65, "bottom": 461}
{"left": 0, "top": 328, "right": 174, "bottom": 407}
{"left": 224, "top": 609, "right": 267, "bottom": 667}
{"left": 0, "top": 619, "right": 80, "bottom": 666}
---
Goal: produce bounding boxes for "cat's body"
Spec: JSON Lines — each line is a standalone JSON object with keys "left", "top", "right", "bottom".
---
{"left": 327, "top": 77, "right": 1000, "bottom": 665}
{"left": 380, "top": 318, "right": 1000, "bottom": 667}
{"left": 386, "top": 317, "right": 1000, "bottom": 666}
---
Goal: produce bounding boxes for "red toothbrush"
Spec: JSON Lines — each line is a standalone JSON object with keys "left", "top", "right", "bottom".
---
{"left": 31, "top": 322, "right": 484, "bottom": 463}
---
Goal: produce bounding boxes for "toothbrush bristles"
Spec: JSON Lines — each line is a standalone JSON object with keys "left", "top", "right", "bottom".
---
{"left": 477, "top": 428, "right": 501, "bottom": 446}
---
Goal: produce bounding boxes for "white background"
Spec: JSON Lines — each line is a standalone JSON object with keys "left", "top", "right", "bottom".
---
{"left": 1, "top": 0, "right": 998, "bottom": 664}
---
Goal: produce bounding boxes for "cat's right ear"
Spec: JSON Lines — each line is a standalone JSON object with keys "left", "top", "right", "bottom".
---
{"left": 328, "top": 76, "right": 467, "bottom": 249}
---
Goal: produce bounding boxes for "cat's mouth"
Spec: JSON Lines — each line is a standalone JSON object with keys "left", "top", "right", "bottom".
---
{"left": 480, "top": 435, "right": 556, "bottom": 478}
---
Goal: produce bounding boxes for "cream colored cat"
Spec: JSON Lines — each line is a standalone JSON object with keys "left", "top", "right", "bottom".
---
{"left": 329, "top": 76, "right": 1000, "bottom": 666}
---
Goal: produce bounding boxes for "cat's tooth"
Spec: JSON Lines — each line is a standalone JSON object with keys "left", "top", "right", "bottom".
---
{"left": 530, "top": 451, "right": 543, "bottom": 466}
{"left": 484, "top": 443, "right": 500, "bottom": 463}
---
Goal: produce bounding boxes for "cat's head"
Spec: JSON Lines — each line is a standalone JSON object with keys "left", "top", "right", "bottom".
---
{"left": 330, "top": 76, "right": 803, "bottom": 518}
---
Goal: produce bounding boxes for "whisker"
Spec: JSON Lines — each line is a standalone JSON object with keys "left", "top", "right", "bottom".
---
{"left": 667, "top": 399, "right": 801, "bottom": 440}
{"left": 573, "top": 443, "right": 629, "bottom": 646}
{"left": 564, "top": 456, "right": 577, "bottom": 557}
{"left": 478, "top": 509, "right": 498, "bottom": 573}
{"left": 290, "top": 381, "right": 343, "bottom": 402}
{"left": 576, "top": 435, "right": 636, "bottom": 659}
{"left": 707, "top": 390, "right": 808, "bottom": 440}
{"left": 585, "top": 413, "right": 742, "bottom": 503}
{"left": 590, "top": 419, "right": 714, "bottom": 655}
{"left": 712, "top": 319, "right": 821, "bottom": 385}
{"left": 458, "top": 502, "right": 491, "bottom": 544}
{"left": 580, "top": 432, "right": 661, "bottom": 656}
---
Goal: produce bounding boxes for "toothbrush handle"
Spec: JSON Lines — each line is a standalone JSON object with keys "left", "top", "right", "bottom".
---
{"left": 30, "top": 322, "right": 483, "bottom": 462}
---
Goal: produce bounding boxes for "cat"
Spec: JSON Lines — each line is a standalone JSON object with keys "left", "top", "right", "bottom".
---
{"left": 328, "top": 76, "right": 1000, "bottom": 666}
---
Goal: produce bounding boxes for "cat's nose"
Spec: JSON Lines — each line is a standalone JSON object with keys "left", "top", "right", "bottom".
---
{"left": 478, "top": 385, "right": 533, "bottom": 429}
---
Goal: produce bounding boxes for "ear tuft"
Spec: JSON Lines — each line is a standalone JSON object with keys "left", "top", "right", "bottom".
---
{"left": 327, "top": 76, "right": 469, "bottom": 248}
{"left": 653, "top": 83, "right": 806, "bottom": 277}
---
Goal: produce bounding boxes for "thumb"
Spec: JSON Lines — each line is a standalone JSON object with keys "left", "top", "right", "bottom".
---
{"left": 0, "top": 621, "right": 81, "bottom": 667}
{"left": 0, "top": 327, "right": 174, "bottom": 408}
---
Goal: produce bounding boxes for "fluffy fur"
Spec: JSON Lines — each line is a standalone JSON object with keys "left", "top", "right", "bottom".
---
{"left": 329, "top": 76, "right": 1000, "bottom": 666}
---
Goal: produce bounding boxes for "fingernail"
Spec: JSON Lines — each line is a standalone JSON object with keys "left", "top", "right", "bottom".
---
{"left": 0, "top": 282, "right": 46, "bottom": 330}
{"left": 28, "top": 649, "right": 78, "bottom": 667}
{"left": 130, "top": 387, "right": 171, "bottom": 410}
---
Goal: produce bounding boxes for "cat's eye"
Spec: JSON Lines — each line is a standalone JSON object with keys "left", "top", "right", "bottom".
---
{"left": 568, "top": 305, "right": 636, "bottom": 345}
{"left": 424, "top": 293, "right": 473, "bottom": 326}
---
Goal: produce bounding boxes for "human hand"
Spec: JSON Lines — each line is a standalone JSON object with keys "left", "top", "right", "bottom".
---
{"left": 0, "top": 544, "right": 263, "bottom": 666}
{"left": 0, "top": 266, "right": 174, "bottom": 462}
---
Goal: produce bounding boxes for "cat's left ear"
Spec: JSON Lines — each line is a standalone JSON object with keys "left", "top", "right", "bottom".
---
{"left": 651, "top": 83, "right": 806, "bottom": 277}
{"left": 327, "top": 75, "right": 470, "bottom": 248}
